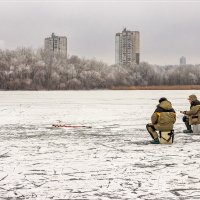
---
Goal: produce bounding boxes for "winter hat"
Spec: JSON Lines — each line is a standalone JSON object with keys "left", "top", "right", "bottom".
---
{"left": 188, "top": 94, "right": 197, "bottom": 101}
{"left": 159, "top": 97, "right": 167, "bottom": 103}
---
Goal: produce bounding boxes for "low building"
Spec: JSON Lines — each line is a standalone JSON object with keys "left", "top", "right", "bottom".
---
{"left": 180, "top": 56, "right": 186, "bottom": 65}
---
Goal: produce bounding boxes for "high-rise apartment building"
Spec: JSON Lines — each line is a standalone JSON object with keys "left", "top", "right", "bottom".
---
{"left": 115, "top": 28, "right": 140, "bottom": 65}
{"left": 180, "top": 56, "right": 186, "bottom": 65}
{"left": 44, "top": 33, "right": 67, "bottom": 55}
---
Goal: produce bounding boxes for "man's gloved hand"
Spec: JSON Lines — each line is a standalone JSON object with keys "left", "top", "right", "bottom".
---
{"left": 180, "top": 111, "right": 186, "bottom": 114}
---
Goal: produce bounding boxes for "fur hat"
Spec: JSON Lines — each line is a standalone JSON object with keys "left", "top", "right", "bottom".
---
{"left": 188, "top": 94, "right": 197, "bottom": 101}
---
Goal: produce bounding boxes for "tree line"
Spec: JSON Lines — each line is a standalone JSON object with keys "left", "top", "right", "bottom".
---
{"left": 0, "top": 47, "right": 199, "bottom": 90}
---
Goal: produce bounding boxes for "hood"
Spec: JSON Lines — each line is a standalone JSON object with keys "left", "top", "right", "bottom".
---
{"left": 191, "top": 99, "right": 200, "bottom": 107}
{"left": 158, "top": 100, "right": 172, "bottom": 110}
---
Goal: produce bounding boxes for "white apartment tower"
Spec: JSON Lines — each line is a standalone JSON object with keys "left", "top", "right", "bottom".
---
{"left": 44, "top": 33, "right": 67, "bottom": 55}
{"left": 115, "top": 28, "right": 140, "bottom": 65}
{"left": 180, "top": 56, "right": 186, "bottom": 65}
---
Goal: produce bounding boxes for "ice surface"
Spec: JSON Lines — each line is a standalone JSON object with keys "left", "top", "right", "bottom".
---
{"left": 0, "top": 90, "right": 200, "bottom": 199}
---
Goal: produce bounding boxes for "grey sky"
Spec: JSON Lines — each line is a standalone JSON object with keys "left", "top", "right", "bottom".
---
{"left": 0, "top": 0, "right": 200, "bottom": 65}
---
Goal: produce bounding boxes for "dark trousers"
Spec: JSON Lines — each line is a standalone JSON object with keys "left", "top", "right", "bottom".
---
{"left": 146, "top": 123, "right": 158, "bottom": 139}
{"left": 182, "top": 116, "right": 192, "bottom": 130}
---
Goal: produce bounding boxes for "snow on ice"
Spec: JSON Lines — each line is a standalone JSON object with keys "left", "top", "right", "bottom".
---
{"left": 0, "top": 90, "right": 200, "bottom": 200}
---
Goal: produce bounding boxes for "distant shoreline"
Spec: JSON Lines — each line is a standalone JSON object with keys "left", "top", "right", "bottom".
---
{"left": 0, "top": 85, "right": 200, "bottom": 91}
{"left": 111, "top": 85, "right": 200, "bottom": 90}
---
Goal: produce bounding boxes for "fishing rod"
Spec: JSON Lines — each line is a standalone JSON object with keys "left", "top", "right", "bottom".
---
{"left": 175, "top": 108, "right": 187, "bottom": 114}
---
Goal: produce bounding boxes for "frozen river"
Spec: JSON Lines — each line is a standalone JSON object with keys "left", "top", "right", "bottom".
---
{"left": 0, "top": 90, "right": 200, "bottom": 200}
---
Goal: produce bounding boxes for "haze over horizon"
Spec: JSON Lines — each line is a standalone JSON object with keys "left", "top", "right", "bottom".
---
{"left": 0, "top": 0, "right": 200, "bottom": 66}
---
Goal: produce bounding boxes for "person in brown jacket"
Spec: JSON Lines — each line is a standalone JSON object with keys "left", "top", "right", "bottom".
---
{"left": 180, "top": 94, "right": 200, "bottom": 133}
{"left": 146, "top": 97, "right": 176, "bottom": 144}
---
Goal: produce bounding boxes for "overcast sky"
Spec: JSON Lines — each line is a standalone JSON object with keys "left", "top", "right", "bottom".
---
{"left": 0, "top": 0, "right": 200, "bottom": 65}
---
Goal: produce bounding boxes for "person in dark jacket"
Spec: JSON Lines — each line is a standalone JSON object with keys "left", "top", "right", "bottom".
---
{"left": 146, "top": 97, "right": 176, "bottom": 144}
{"left": 180, "top": 94, "right": 200, "bottom": 133}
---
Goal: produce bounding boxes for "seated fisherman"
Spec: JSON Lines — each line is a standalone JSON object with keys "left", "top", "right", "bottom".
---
{"left": 146, "top": 97, "right": 176, "bottom": 144}
{"left": 180, "top": 94, "right": 200, "bottom": 133}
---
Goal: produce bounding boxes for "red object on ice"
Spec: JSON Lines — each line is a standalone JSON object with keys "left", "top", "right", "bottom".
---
{"left": 52, "top": 124, "right": 92, "bottom": 128}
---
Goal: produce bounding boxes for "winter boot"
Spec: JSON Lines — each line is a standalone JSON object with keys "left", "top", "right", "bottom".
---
{"left": 150, "top": 138, "right": 160, "bottom": 144}
{"left": 183, "top": 122, "right": 193, "bottom": 133}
